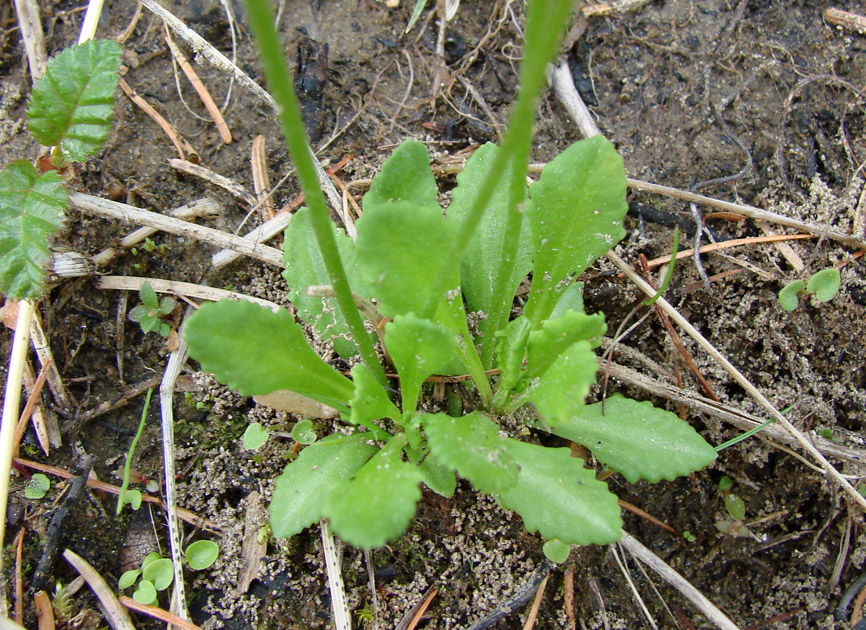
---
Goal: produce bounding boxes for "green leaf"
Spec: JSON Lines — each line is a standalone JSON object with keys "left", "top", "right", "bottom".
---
{"left": 492, "top": 439, "right": 622, "bottom": 545}
{"left": 778, "top": 279, "right": 804, "bottom": 312}
{"left": 142, "top": 558, "right": 174, "bottom": 591}
{"left": 422, "top": 412, "right": 518, "bottom": 494}
{"left": 724, "top": 493, "right": 746, "bottom": 522}
{"left": 448, "top": 143, "right": 532, "bottom": 339}
{"left": 270, "top": 433, "right": 378, "bottom": 538}
{"left": 184, "top": 300, "right": 354, "bottom": 412}
{"left": 523, "top": 341, "right": 598, "bottom": 424}
{"left": 24, "top": 473, "right": 50, "bottom": 499}
{"left": 290, "top": 419, "right": 317, "bottom": 445}
{"left": 493, "top": 316, "right": 531, "bottom": 403}
{"left": 158, "top": 296, "right": 177, "bottom": 315}
{"left": 118, "top": 570, "right": 140, "bottom": 590}
{"left": 525, "top": 310, "right": 606, "bottom": 380}
{"left": 362, "top": 141, "right": 439, "bottom": 213}
{"left": 419, "top": 450, "right": 456, "bottom": 497}
{"left": 548, "top": 395, "right": 717, "bottom": 483}
{"left": 185, "top": 540, "right": 219, "bottom": 570}
{"left": 141, "top": 552, "right": 161, "bottom": 572}
{"left": 807, "top": 268, "right": 840, "bottom": 302}
{"left": 122, "top": 489, "right": 142, "bottom": 511}
{"left": 523, "top": 136, "right": 628, "bottom": 325}
{"left": 350, "top": 364, "right": 401, "bottom": 427}
{"left": 356, "top": 201, "right": 457, "bottom": 318}
{"left": 139, "top": 281, "right": 159, "bottom": 309}
{"left": 385, "top": 314, "right": 462, "bottom": 413}
{"left": 283, "top": 207, "right": 372, "bottom": 357}
{"left": 133, "top": 580, "right": 157, "bottom": 605}
{"left": 405, "top": 0, "right": 429, "bottom": 32}
{"left": 0, "top": 161, "right": 67, "bottom": 299}
{"left": 325, "top": 435, "right": 422, "bottom": 548}
{"left": 242, "top": 422, "right": 269, "bottom": 450}
{"left": 550, "top": 282, "right": 585, "bottom": 319}
{"left": 27, "top": 39, "right": 122, "bottom": 162}
{"left": 542, "top": 539, "right": 571, "bottom": 564}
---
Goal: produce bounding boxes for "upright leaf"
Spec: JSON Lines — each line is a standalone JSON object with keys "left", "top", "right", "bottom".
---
{"left": 492, "top": 439, "right": 622, "bottom": 545}
{"left": 549, "top": 395, "right": 717, "bottom": 483}
{"left": 355, "top": 201, "right": 457, "bottom": 318}
{"left": 270, "top": 433, "right": 378, "bottom": 538}
{"left": 283, "top": 207, "right": 372, "bottom": 357}
{"left": 448, "top": 143, "right": 531, "bottom": 338}
{"left": 350, "top": 364, "right": 401, "bottom": 428}
{"left": 27, "top": 39, "right": 122, "bottom": 163}
{"left": 362, "top": 140, "right": 440, "bottom": 213}
{"left": 492, "top": 316, "right": 531, "bottom": 405}
{"left": 422, "top": 412, "right": 518, "bottom": 494}
{"left": 385, "top": 314, "right": 462, "bottom": 413}
{"left": 0, "top": 161, "right": 67, "bottom": 299}
{"left": 184, "top": 300, "right": 354, "bottom": 411}
{"left": 522, "top": 341, "right": 597, "bottom": 424}
{"left": 523, "top": 137, "right": 627, "bottom": 325}
{"left": 525, "top": 310, "right": 606, "bottom": 380}
{"left": 325, "top": 435, "right": 422, "bottom": 548}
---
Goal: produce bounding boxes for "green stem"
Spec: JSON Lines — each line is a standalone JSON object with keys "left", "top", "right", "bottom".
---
{"left": 245, "top": 0, "right": 387, "bottom": 387}
{"left": 117, "top": 388, "right": 152, "bottom": 515}
{"left": 421, "top": 0, "right": 574, "bottom": 330}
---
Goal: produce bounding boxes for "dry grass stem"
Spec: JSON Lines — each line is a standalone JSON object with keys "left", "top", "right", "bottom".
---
{"left": 70, "top": 192, "right": 283, "bottom": 267}
{"left": 169, "top": 159, "right": 257, "bottom": 206}
{"left": 521, "top": 574, "right": 548, "bottom": 630}
{"left": 139, "top": 0, "right": 343, "bottom": 214}
{"left": 619, "top": 531, "right": 740, "bottom": 630}
{"left": 164, "top": 28, "right": 232, "bottom": 144}
{"left": 642, "top": 233, "right": 813, "bottom": 269}
{"left": 321, "top": 519, "right": 351, "bottom": 630}
{"left": 626, "top": 179, "right": 866, "bottom": 251}
{"left": 118, "top": 77, "right": 190, "bottom": 160}
{"left": 251, "top": 135, "right": 275, "bottom": 219}
{"left": 97, "top": 276, "right": 280, "bottom": 311}
{"left": 62, "top": 549, "right": 137, "bottom": 630}
{"left": 13, "top": 457, "right": 221, "bottom": 534}
{"left": 608, "top": 250, "right": 866, "bottom": 512}
{"left": 611, "top": 543, "right": 657, "bottom": 630}
{"left": 12, "top": 0, "right": 47, "bottom": 81}
{"left": 119, "top": 596, "right": 203, "bottom": 630}
{"left": 397, "top": 586, "right": 438, "bottom": 630}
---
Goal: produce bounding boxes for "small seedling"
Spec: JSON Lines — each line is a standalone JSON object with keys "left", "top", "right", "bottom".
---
{"left": 24, "top": 473, "right": 50, "bottom": 499}
{"left": 242, "top": 422, "right": 269, "bottom": 450}
{"left": 117, "top": 389, "right": 152, "bottom": 514}
{"left": 128, "top": 282, "right": 177, "bottom": 338}
{"left": 778, "top": 268, "right": 841, "bottom": 312}
{"left": 715, "top": 476, "right": 761, "bottom": 540}
{"left": 118, "top": 540, "right": 219, "bottom": 605}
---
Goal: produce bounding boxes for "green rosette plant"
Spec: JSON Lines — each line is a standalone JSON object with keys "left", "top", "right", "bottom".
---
{"left": 184, "top": 0, "right": 717, "bottom": 558}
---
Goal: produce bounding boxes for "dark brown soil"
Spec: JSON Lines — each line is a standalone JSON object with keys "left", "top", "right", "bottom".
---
{"left": 1, "top": 1, "right": 865, "bottom": 629}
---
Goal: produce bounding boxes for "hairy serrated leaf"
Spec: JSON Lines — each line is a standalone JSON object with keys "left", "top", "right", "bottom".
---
{"left": 447, "top": 143, "right": 532, "bottom": 334}
{"left": 525, "top": 310, "right": 606, "bottom": 379}
{"left": 385, "top": 314, "right": 462, "bottom": 413}
{"left": 325, "top": 435, "right": 422, "bottom": 548}
{"left": 524, "top": 340, "right": 597, "bottom": 424}
{"left": 492, "top": 439, "right": 622, "bottom": 545}
{"left": 493, "top": 316, "right": 531, "bottom": 399}
{"left": 524, "top": 136, "right": 627, "bottom": 324}
{"left": 282, "top": 207, "right": 372, "bottom": 357}
{"left": 184, "top": 300, "right": 354, "bottom": 410}
{"left": 549, "top": 395, "right": 717, "bottom": 483}
{"left": 0, "top": 161, "right": 67, "bottom": 299}
{"left": 350, "top": 363, "right": 401, "bottom": 426}
{"left": 270, "top": 433, "right": 378, "bottom": 538}
{"left": 27, "top": 39, "right": 122, "bottom": 162}
{"left": 422, "top": 412, "right": 518, "bottom": 494}
{"left": 362, "top": 140, "right": 440, "bottom": 213}
{"left": 355, "top": 201, "right": 458, "bottom": 318}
